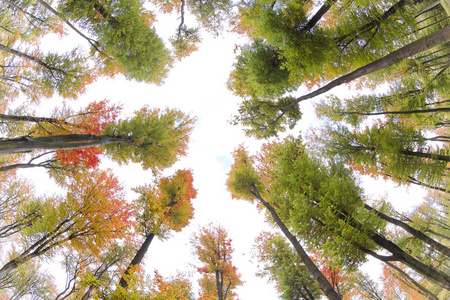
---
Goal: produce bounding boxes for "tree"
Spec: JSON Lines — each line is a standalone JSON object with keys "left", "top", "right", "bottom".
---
{"left": 0, "top": 258, "right": 57, "bottom": 300}
{"left": 230, "top": 5, "right": 450, "bottom": 137}
{"left": 0, "top": 168, "right": 133, "bottom": 279}
{"left": 0, "top": 43, "right": 96, "bottom": 100}
{"left": 191, "top": 224, "right": 243, "bottom": 300}
{"left": 227, "top": 41, "right": 297, "bottom": 100}
{"left": 0, "top": 179, "right": 41, "bottom": 239}
{"left": 0, "top": 107, "right": 195, "bottom": 172}
{"left": 227, "top": 138, "right": 450, "bottom": 290}
{"left": 147, "top": 270, "right": 195, "bottom": 300}
{"left": 0, "top": 100, "right": 122, "bottom": 172}
{"left": 57, "top": 0, "right": 172, "bottom": 83}
{"left": 227, "top": 146, "right": 342, "bottom": 300}
{"left": 317, "top": 119, "right": 449, "bottom": 189}
{"left": 53, "top": 245, "right": 135, "bottom": 300}
{"left": 253, "top": 232, "right": 322, "bottom": 300}
{"left": 118, "top": 169, "right": 197, "bottom": 289}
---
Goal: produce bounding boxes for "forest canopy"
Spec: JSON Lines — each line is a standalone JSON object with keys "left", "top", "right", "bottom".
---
{"left": 0, "top": 0, "right": 448, "bottom": 299}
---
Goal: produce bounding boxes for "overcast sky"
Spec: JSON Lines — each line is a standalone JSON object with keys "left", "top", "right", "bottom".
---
{"left": 20, "top": 8, "right": 430, "bottom": 299}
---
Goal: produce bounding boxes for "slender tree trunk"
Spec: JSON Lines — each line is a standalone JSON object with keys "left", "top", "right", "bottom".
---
{"left": 344, "top": 107, "right": 450, "bottom": 117}
{"left": 385, "top": 261, "right": 439, "bottom": 300}
{"left": 0, "top": 43, "right": 66, "bottom": 74}
{"left": 0, "top": 134, "right": 134, "bottom": 155}
{"left": 364, "top": 204, "right": 450, "bottom": 257}
{"left": 336, "top": 0, "right": 410, "bottom": 44}
{"left": 334, "top": 207, "right": 450, "bottom": 290}
{"left": 250, "top": 186, "right": 342, "bottom": 300}
{"left": 303, "top": 0, "right": 337, "bottom": 32}
{"left": 427, "top": 230, "right": 450, "bottom": 242}
{"left": 303, "top": 284, "right": 316, "bottom": 300}
{"left": 401, "top": 149, "right": 450, "bottom": 162}
{"left": 405, "top": 175, "right": 449, "bottom": 193}
{"left": 86, "top": 0, "right": 120, "bottom": 27}
{"left": 216, "top": 270, "right": 224, "bottom": 300}
{"left": 36, "top": 0, "right": 102, "bottom": 53}
{"left": 0, "top": 114, "right": 64, "bottom": 123}
{"left": 118, "top": 234, "right": 155, "bottom": 288}
{"left": 274, "top": 24, "right": 450, "bottom": 125}
{"left": 118, "top": 195, "right": 177, "bottom": 289}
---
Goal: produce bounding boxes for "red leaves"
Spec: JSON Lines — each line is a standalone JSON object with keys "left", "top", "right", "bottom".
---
{"left": 54, "top": 99, "right": 121, "bottom": 168}
{"left": 56, "top": 147, "right": 102, "bottom": 168}
{"left": 80, "top": 99, "right": 122, "bottom": 135}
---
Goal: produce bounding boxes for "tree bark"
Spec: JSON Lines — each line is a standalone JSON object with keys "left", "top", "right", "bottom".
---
{"left": 118, "top": 234, "right": 155, "bottom": 288}
{"left": 216, "top": 269, "right": 224, "bottom": 300}
{"left": 0, "top": 134, "right": 133, "bottom": 155}
{"left": 272, "top": 24, "right": 450, "bottom": 126}
{"left": 343, "top": 107, "right": 450, "bottom": 117}
{"left": 118, "top": 195, "right": 177, "bottom": 289}
{"left": 364, "top": 204, "right": 450, "bottom": 257}
{"left": 250, "top": 186, "right": 342, "bottom": 300}
{"left": 334, "top": 207, "right": 450, "bottom": 290}
{"left": 401, "top": 149, "right": 450, "bottom": 162}
{"left": 36, "top": 0, "right": 102, "bottom": 53}
{"left": 86, "top": 0, "right": 120, "bottom": 27}
{"left": 303, "top": 0, "right": 337, "bottom": 32}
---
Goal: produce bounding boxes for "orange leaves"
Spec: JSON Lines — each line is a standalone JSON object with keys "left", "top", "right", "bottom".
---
{"left": 191, "top": 224, "right": 234, "bottom": 272}
{"left": 56, "top": 147, "right": 102, "bottom": 169}
{"left": 79, "top": 99, "right": 122, "bottom": 135}
{"left": 132, "top": 169, "right": 197, "bottom": 236}
{"left": 191, "top": 224, "right": 243, "bottom": 300}
{"left": 148, "top": 270, "right": 193, "bottom": 300}
{"left": 46, "top": 99, "right": 122, "bottom": 168}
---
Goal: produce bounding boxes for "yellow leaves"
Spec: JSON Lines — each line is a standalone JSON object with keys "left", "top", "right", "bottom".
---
{"left": 133, "top": 169, "right": 196, "bottom": 236}
{"left": 227, "top": 145, "right": 265, "bottom": 202}
{"left": 192, "top": 224, "right": 243, "bottom": 299}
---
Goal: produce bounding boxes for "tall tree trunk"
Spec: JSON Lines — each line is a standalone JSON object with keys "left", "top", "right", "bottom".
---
{"left": 303, "top": 0, "right": 337, "bottom": 32}
{"left": 336, "top": 0, "right": 410, "bottom": 44}
{"left": 333, "top": 207, "right": 450, "bottom": 290}
{"left": 385, "top": 261, "right": 439, "bottom": 300}
{"left": 118, "top": 234, "right": 155, "bottom": 288}
{"left": 118, "top": 195, "right": 177, "bottom": 289}
{"left": 403, "top": 175, "right": 449, "bottom": 193}
{"left": 36, "top": 0, "right": 102, "bottom": 53}
{"left": 216, "top": 269, "right": 224, "bottom": 300}
{"left": 86, "top": 0, "right": 120, "bottom": 27}
{"left": 401, "top": 149, "right": 450, "bottom": 162}
{"left": 271, "top": 24, "right": 450, "bottom": 127}
{"left": 0, "top": 43, "right": 66, "bottom": 74}
{"left": 343, "top": 107, "right": 450, "bottom": 117}
{"left": 250, "top": 186, "right": 342, "bottom": 300}
{"left": 0, "top": 134, "right": 134, "bottom": 155}
{"left": 364, "top": 203, "right": 450, "bottom": 257}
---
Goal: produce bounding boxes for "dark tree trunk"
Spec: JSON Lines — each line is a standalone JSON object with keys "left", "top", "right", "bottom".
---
{"left": 251, "top": 187, "right": 342, "bottom": 300}
{"left": 364, "top": 204, "right": 450, "bottom": 257}
{"left": 270, "top": 24, "right": 450, "bottom": 128}
{"left": 118, "top": 234, "right": 155, "bottom": 288}
{"left": 401, "top": 149, "right": 450, "bottom": 162}
{"left": 0, "top": 43, "right": 66, "bottom": 74}
{"left": 303, "top": 0, "right": 337, "bottom": 32}
{"left": 333, "top": 207, "right": 450, "bottom": 290}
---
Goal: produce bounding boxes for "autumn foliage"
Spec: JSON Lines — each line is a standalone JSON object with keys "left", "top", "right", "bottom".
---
{"left": 191, "top": 224, "right": 243, "bottom": 300}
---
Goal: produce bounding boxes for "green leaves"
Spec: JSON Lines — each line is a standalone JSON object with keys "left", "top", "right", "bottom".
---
{"left": 102, "top": 107, "right": 195, "bottom": 171}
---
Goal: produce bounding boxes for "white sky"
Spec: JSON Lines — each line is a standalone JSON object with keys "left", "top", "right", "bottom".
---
{"left": 18, "top": 6, "right": 430, "bottom": 299}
